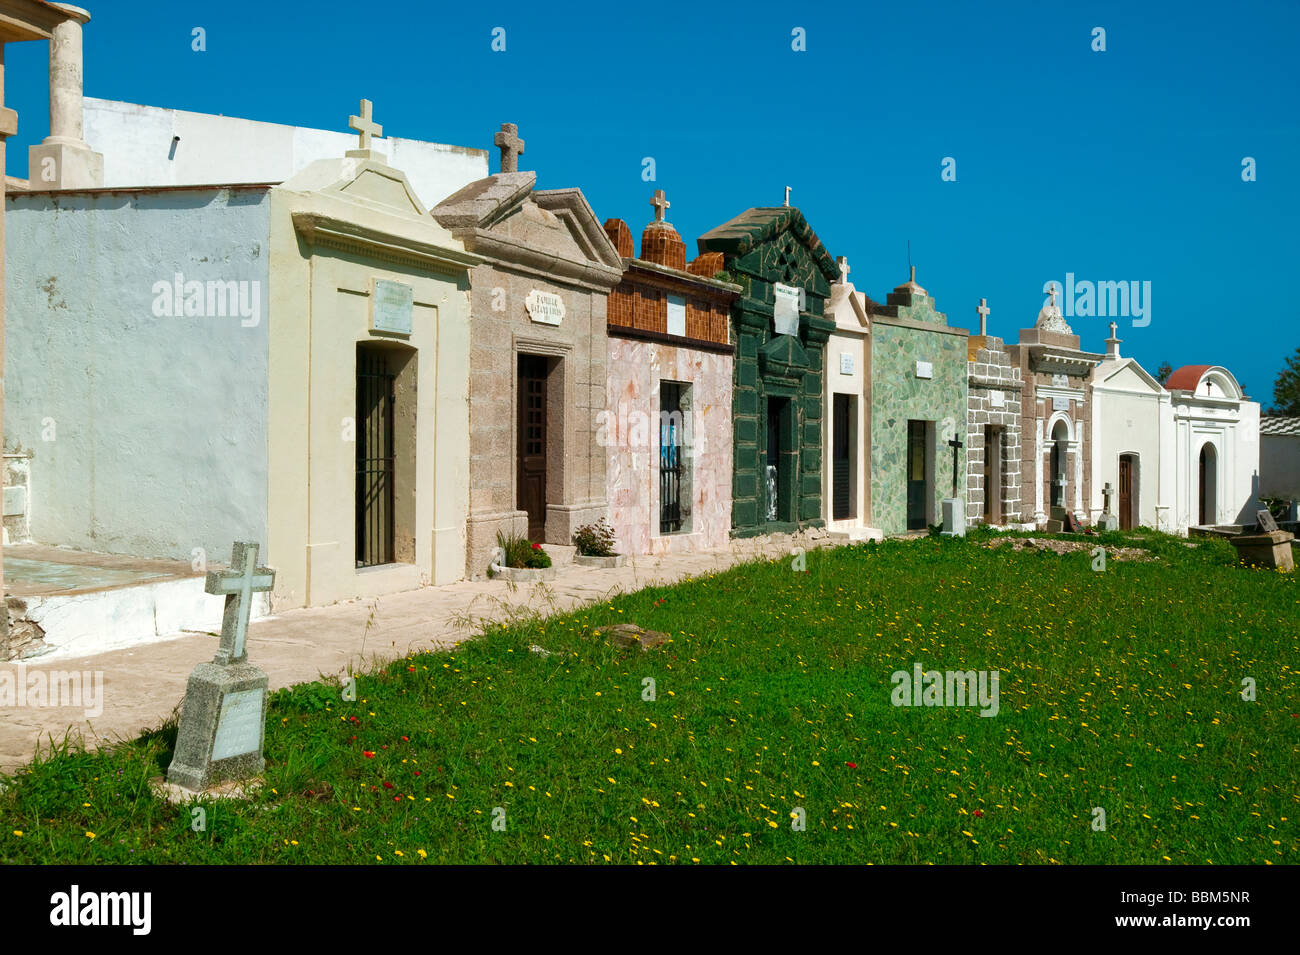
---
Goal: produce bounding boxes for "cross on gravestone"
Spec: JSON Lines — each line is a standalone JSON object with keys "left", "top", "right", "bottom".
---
{"left": 948, "top": 435, "right": 963, "bottom": 498}
{"left": 977, "top": 297, "right": 990, "bottom": 336}
{"left": 494, "top": 122, "right": 525, "bottom": 173}
{"left": 207, "top": 542, "right": 275, "bottom": 665}
{"left": 837, "top": 256, "right": 851, "bottom": 284}
{"left": 1102, "top": 482, "right": 1114, "bottom": 512}
{"left": 650, "top": 189, "right": 670, "bottom": 223}
{"left": 348, "top": 98, "right": 382, "bottom": 150}
{"left": 166, "top": 541, "right": 276, "bottom": 793}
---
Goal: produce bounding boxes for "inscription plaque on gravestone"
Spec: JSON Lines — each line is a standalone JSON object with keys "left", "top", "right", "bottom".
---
{"left": 915, "top": 361, "right": 933, "bottom": 380}
{"left": 372, "top": 279, "right": 414, "bottom": 335}
{"left": 1257, "top": 509, "right": 1279, "bottom": 533}
{"left": 840, "top": 353, "right": 854, "bottom": 375}
{"left": 1052, "top": 395, "right": 1070, "bottom": 412}
{"left": 773, "top": 283, "right": 801, "bottom": 336}
{"left": 211, "top": 688, "right": 267, "bottom": 761}
{"left": 525, "top": 289, "right": 565, "bottom": 326}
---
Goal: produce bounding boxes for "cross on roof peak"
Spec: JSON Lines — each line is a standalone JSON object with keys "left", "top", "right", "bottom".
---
{"left": 836, "top": 256, "right": 850, "bottom": 283}
{"left": 650, "top": 189, "right": 670, "bottom": 223}
{"left": 348, "top": 98, "right": 382, "bottom": 151}
{"left": 977, "top": 297, "right": 990, "bottom": 335}
{"left": 494, "top": 122, "right": 525, "bottom": 173}
{"left": 784, "top": 186, "right": 791, "bottom": 207}
{"left": 1047, "top": 283, "right": 1058, "bottom": 307}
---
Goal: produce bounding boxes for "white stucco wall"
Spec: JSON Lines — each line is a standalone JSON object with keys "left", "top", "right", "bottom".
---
{"left": 1170, "top": 397, "right": 1260, "bottom": 529}
{"left": 83, "top": 98, "right": 488, "bottom": 208}
{"left": 5, "top": 186, "right": 271, "bottom": 561}
{"left": 1260, "top": 434, "right": 1300, "bottom": 498}
{"left": 1089, "top": 360, "right": 1174, "bottom": 530}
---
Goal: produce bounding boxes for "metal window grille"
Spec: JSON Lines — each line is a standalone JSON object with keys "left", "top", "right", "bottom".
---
{"left": 660, "top": 384, "right": 684, "bottom": 534}
{"left": 356, "top": 349, "right": 396, "bottom": 567}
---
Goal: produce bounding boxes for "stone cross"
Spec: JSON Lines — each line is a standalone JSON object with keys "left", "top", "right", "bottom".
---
{"left": 494, "top": 122, "right": 525, "bottom": 173}
{"left": 1108, "top": 321, "right": 1118, "bottom": 339}
{"left": 784, "top": 186, "right": 791, "bottom": 207}
{"left": 650, "top": 189, "right": 670, "bottom": 223}
{"left": 348, "top": 99, "right": 382, "bottom": 150}
{"left": 207, "top": 541, "right": 275, "bottom": 665}
{"left": 948, "top": 435, "right": 963, "bottom": 498}
{"left": 1102, "top": 482, "right": 1114, "bottom": 512}
{"left": 837, "top": 256, "right": 850, "bottom": 284}
{"left": 977, "top": 297, "right": 990, "bottom": 336}
{"left": 1047, "top": 283, "right": 1058, "bottom": 308}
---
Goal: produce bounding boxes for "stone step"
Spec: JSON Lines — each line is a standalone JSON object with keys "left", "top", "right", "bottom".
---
{"left": 540, "top": 543, "right": 577, "bottom": 567}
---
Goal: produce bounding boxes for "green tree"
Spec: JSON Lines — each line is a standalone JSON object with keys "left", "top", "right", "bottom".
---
{"left": 1268, "top": 346, "right": 1300, "bottom": 415}
{"left": 1155, "top": 361, "right": 1173, "bottom": 385}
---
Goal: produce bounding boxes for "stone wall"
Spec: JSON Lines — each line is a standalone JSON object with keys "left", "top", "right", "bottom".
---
{"left": 604, "top": 337, "right": 733, "bottom": 554}
{"left": 966, "top": 336, "right": 1023, "bottom": 524}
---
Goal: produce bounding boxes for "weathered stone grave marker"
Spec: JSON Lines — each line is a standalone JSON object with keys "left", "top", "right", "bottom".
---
{"left": 941, "top": 434, "right": 966, "bottom": 537}
{"left": 1098, "top": 482, "right": 1119, "bottom": 531}
{"left": 1229, "top": 510, "right": 1294, "bottom": 571}
{"left": 166, "top": 541, "right": 274, "bottom": 792}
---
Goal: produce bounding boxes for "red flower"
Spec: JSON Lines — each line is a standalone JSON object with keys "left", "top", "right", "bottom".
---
{"left": 401, "top": 736, "right": 410, "bottom": 742}
{"left": 531, "top": 543, "right": 542, "bottom": 550}
{"left": 973, "top": 809, "right": 984, "bottom": 817}
{"left": 846, "top": 762, "right": 857, "bottom": 769}
{"left": 363, "top": 751, "right": 375, "bottom": 759}
{"left": 383, "top": 781, "right": 394, "bottom": 789}
{"left": 414, "top": 771, "right": 421, "bottom": 776}
{"left": 393, "top": 796, "right": 402, "bottom": 802}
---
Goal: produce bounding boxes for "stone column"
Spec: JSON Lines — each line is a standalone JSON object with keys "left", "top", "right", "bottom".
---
{"left": 0, "top": 42, "right": 8, "bottom": 647}
{"left": 28, "top": 4, "right": 102, "bottom": 190}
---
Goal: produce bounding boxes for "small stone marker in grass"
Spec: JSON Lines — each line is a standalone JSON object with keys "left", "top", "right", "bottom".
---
{"left": 1098, "top": 483, "right": 1119, "bottom": 532}
{"left": 166, "top": 541, "right": 274, "bottom": 792}
{"left": 596, "top": 623, "right": 669, "bottom": 651}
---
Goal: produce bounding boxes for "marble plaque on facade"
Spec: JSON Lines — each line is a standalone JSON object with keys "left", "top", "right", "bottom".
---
{"left": 773, "top": 283, "right": 801, "bottom": 336}
{"left": 372, "top": 279, "right": 414, "bottom": 335}
{"left": 1052, "top": 395, "right": 1070, "bottom": 411}
{"left": 915, "top": 360, "right": 933, "bottom": 379}
{"left": 526, "top": 289, "right": 565, "bottom": 326}
{"left": 211, "top": 688, "right": 266, "bottom": 761}
{"left": 840, "top": 353, "right": 854, "bottom": 375}
{"left": 991, "top": 390, "right": 1005, "bottom": 408}
{"left": 667, "top": 294, "right": 686, "bottom": 337}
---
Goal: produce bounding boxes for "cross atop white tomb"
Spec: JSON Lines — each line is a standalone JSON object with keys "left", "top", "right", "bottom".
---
{"left": 837, "top": 256, "right": 851, "bottom": 284}
{"left": 977, "top": 297, "right": 990, "bottom": 335}
{"left": 1047, "top": 283, "right": 1058, "bottom": 308}
{"left": 207, "top": 541, "right": 275, "bottom": 666}
{"left": 650, "top": 189, "right": 670, "bottom": 223}
{"left": 783, "top": 186, "right": 792, "bottom": 207}
{"left": 348, "top": 98, "right": 383, "bottom": 151}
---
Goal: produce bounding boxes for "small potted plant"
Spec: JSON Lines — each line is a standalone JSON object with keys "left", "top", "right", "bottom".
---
{"left": 572, "top": 519, "right": 625, "bottom": 568}
{"left": 488, "top": 531, "right": 555, "bottom": 581}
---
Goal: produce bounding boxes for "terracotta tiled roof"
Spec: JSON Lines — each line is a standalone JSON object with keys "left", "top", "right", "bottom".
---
{"left": 1163, "top": 365, "right": 1212, "bottom": 391}
{"left": 1261, "top": 417, "right": 1300, "bottom": 436}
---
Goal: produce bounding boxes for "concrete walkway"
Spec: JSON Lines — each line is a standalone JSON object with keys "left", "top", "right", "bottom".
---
{"left": 0, "top": 536, "right": 828, "bottom": 774}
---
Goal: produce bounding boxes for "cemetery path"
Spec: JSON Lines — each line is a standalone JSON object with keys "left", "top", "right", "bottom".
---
{"left": 0, "top": 535, "right": 832, "bottom": 774}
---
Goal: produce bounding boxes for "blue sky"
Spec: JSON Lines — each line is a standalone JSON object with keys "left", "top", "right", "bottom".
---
{"left": 6, "top": 0, "right": 1297, "bottom": 401}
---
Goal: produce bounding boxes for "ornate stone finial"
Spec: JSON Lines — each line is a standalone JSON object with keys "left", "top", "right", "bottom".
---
{"left": 348, "top": 99, "right": 382, "bottom": 151}
{"left": 836, "top": 256, "right": 850, "bottom": 284}
{"left": 1105, "top": 320, "right": 1122, "bottom": 359}
{"left": 494, "top": 122, "right": 525, "bottom": 173}
{"left": 650, "top": 189, "right": 670, "bottom": 223}
{"left": 977, "top": 297, "right": 991, "bottom": 336}
{"left": 1036, "top": 282, "right": 1073, "bottom": 335}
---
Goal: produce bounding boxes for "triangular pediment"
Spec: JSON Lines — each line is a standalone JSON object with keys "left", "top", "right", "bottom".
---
{"left": 281, "top": 157, "right": 430, "bottom": 219}
{"left": 698, "top": 206, "right": 840, "bottom": 298}
{"left": 1098, "top": 358, "right": 1163, "bottom": 394}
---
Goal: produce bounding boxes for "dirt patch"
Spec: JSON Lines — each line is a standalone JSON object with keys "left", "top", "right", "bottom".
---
{"left": 982, "top": 536, "right": 1156, "bottom": 561}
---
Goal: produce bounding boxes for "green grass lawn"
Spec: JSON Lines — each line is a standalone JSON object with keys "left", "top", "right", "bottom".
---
{"left": 3, "top": 530, "right": 1296, "bottom": 864}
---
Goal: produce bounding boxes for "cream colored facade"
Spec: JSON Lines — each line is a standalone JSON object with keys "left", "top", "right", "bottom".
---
{"left": 821, "top": 263, "right": 878, "bottom": 539}
{"left": 267, "top": 154, "right": 480, "bottom": 608}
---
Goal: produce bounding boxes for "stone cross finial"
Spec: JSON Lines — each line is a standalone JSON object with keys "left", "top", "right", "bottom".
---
{"left": 784, "top": 186, "right": 791, "bottom": 207}
{"left": 1102, "top": 482, "right": 1114, "bottom": 510}
{"left": 1047, "top": 283, "right": 1058, "bottom": 308}
{"left": 837, "top": 256, "right": 850, "bottom": 284}
{"left": 206, "top": 541, "right": 275, "bottom": 665}
{"left": 348, "top": 99, "right": 382, "bottom": 150}
{"left": 650, "top": 189, "right": 670, "bottom": 223}
{"left": 495, "top": 122, "right": 525, "bottom": 173}
{"left": 1109, "top": 321, "right": 1117, "bottom": 338}
{"left": 977, "top": 297, "right": 990, "bottom": 336}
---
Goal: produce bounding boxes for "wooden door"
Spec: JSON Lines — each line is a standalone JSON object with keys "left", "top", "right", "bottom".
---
{"left": 517, "top": 355, "right": 548, "bottom": 541}
{"left": 1119, "top": 455, "right": 1134, "bottom": 530}
{"left": 832, "top": 394, "right": 853, "bottom": 521}
{"left": 906, "top": 420, "right": 927, "bottom": 530}
{"left": 983, "top": 426, "right": 1001, "bottom": 524}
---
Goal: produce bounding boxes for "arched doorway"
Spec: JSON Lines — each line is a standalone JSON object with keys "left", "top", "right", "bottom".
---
{"left": 1198, "top": 443, "right": 1217, "bottom": 525}
{"left": 1049, "top": 420, "right": 1068, "bottom": 508}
